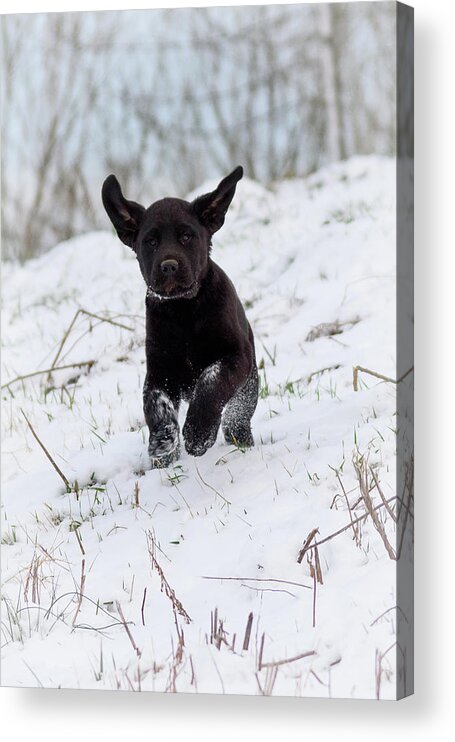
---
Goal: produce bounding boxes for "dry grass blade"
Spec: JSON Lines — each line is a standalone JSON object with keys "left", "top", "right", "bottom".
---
{"left": 297, "top": 528, "right": 319, "bottom": 563}
{"left": 353, "top": 453, "right": 396, "bottom": 560}
{"left": 195, "top": 463, "right": 231, "bottom": 506}
{"left": 2, "top": 361, "right": 95, "bottom": 391}
{"left": 369, "top": 465, "right": 397, "bottom": 522}
{"left": 353, "top": 364, "right": 414, "bottom": 391}
{"left": 20, "top": 409, "right": 70, "bottom": 490}
{"left": 72, "top": 558, "right": 86, "bottom": 627}
{"left": 73, "top": 527, "right": 85, "bottom": 556}
{"left": 295, "top": 496, "right": 397, "bottom": 559}
{"left": 166, "top": 618, "right": 185, "bottom": 692}
{"left": 24, "top": 553, "right": 42, "bottom": 605}
{"left": 141, "top": 587, "right": 147, "bottom": 627}
{"left": 261, "top": 649, "right": 316, "bottom": 669}
{"left": 116, "top": 601, "right": 141, "bottom": 657}
{"left": 146, "top": 531, "right": 191, "bottom": 623}
{"left": 396, "top": 457, "right": 414, "bottom": 559}
{"left": 242, "top": 612, "right": 253, "bottom": 651}
{"left": 333, "top": 468, "right": 362, "bottom": 545}
{"left": 306, "top": 320, "right": 343, "bottom": 342}
{"left": 255, "top": 665, "right": 278, "bottom": 696}
{"left": 314, "top": 545, "right": 323, "bottom": 585}
{"left": 258, "top": 632, "right": 265, "bottom": 671}
{"left": 201, "top": 575, "right": 311, "bottom": 590}
{"left": 49, "top": 307, "right": 134, "bottom": 373}
{"left": 210, "top": 607, "right": 230, "bottom": 650}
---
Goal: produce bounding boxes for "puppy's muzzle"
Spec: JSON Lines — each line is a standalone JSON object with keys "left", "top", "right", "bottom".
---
{"left": 160, "top": 259, "right": 179, "bottom": 275}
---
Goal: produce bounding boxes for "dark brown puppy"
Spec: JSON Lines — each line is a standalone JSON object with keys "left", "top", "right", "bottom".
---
{"left": 102, "top": 167, "right": 258, "bottom": 467}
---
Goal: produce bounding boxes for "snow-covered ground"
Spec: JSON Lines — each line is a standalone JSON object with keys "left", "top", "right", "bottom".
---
{"left": 1, "top": 157, "right": 402, "bottom": 698}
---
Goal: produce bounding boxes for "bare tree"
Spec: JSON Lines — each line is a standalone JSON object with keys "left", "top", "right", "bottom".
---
{"left": 1, "top": 3, "right": 397, "bottom": 261}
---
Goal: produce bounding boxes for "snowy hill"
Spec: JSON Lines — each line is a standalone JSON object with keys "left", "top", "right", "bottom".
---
{"left": 1, "top": 157, "right": 403, "bottom": 698}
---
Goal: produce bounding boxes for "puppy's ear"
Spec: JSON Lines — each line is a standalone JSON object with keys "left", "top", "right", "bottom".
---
{"left": 102, "top": 175, "right": 145, "bottom": 249}
{"left": 191, "top": 166, "right": 243, "bottom": 235}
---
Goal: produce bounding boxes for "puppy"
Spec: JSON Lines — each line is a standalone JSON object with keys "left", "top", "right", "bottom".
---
{"left": 102, "top": 167, "right": 258, "bottom": 467}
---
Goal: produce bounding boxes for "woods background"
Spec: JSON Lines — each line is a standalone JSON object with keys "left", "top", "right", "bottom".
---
{"left": 1, "top": 2, "right": 397, "bottom": 261}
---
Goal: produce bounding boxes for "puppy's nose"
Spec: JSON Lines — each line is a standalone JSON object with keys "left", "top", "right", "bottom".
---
{"left": 160, "top": 259, "right": 179, "bottom": 275}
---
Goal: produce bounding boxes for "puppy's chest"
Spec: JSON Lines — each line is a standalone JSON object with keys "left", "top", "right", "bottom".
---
{"left": 148, "top": 313, "right": 219, "bottom": 376}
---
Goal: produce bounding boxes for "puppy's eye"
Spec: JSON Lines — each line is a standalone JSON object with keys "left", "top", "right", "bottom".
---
{"left": 147, "top": 237, "right": 158, "bottom": 247}
{"left": 180, "top": 233, "right": 192, "bottom": 244}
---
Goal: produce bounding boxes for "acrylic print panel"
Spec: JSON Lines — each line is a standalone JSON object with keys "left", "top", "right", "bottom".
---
{"left": 0, "top": 2, "right": 414, "bottom": 699}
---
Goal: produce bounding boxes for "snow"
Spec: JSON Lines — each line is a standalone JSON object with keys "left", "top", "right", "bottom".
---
{"left": 1, "top": 156, "right": 403, "bottom": 698}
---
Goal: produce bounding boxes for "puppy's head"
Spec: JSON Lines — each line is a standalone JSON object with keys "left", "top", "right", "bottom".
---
{"left": 102, "top": 167, "right": 243, "bottom": 301}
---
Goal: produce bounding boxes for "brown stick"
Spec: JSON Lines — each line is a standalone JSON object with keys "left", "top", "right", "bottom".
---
{"left": 147, "top": 531, "right": 191, "bottom": 623}
{"left": 201, "top": 575, "right": 311, "bottom": 590}
{"left": 50, "top": 308, "right": 134, "bottom": 372}
{"left": 141, "top": 587, "right": 147, "bottom": 627}
{"left": 261, "top": 649, "right": 316, "bottom": 669}
{"left": 297, "top": 528, "right": 319, "bottom": 564}
{"left": 258, "top": 632, "right": 265, "bottom": 671}
{"left": 195, "top": 464, "right": 231, "bottom": 506}
{"left": 74, "top": 528, "right": 85, "bottom": 556}
{"left": 353, "top": 455, "right": 396, "bottom": 560}
{"left": 369, "top": 466, "right": 397, "bottom": 523}
{"left": 72, "top": 559, "right": 86, "bottom": 627}
{"left": 242, "top": 612, "right": 253, "bottom": 651}
{"left": 116, "top": 601, "right": 141, "bottom": 657}
{"left": 20, "top": 409, "right": 70, "bottom": 490}
{"left": 307, "top": 364, "right": 341, "bottom": 384}
{"left": 396, "top": 458, "right": 414, "bottom": 559}
{"left": 296, "top": 497, "right": 397, "bottom": 558}
{"left": 334, "top": 469, "right": 361, "bottom": 544}
{"left": 312, "top": 569, "right": 317, "bottom": 628}
{"left": 353, "top": 365, "right": 413, "bottom": 392}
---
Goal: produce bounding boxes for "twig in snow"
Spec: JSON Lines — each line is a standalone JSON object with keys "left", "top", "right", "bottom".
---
{"left": 396, "top": 457, "right": 414, "bottom": 559}
{"left": 353, "top": 364, "right": 413, "bottom": 391}
{"left": 297, "top": 528, "right": 319, "bottom": 564}
{"left": 331, "top": 467, "right": 362, "bottom": 545}
{"left": 49, "top": 308, "right": 134, "bottom": 373}
{"left": 306, "top": 364, "right": 342, "bottom": 383}
{"left": 260, "top": 649, "right": 316, "bottom": 669}
{"left": 255, "top": 666, "right": 278, "bottom": 696}
{"left": 241, "top": 584, "right": 297, "bottom": 598}
{"left": 20, "top": 409, "right": 70, "bottom": 490}
{"left": 195, "top": 464, "right": 231, "bottom": 506}
{"left": 353, "top": 453, "right": 396, "bottom": 560}
{"left": 72, "top": 558, "right": 86, "bottom": 627}
{"left": 73, "top": 527, "right": 85, "bottom": 556}
{"left": 116, "top": 601, "right": 141, "bottom": 657}
{"left": 141, "top": 587, "right": 147, "bottom": 626}
{"left": 258, "top": 632, "right": 265, "bottom": 671}
{"left": 370, "top": 605, "right": 409, "bottom": 627}
{"left": 210, "top": 607, "right": 230, "bottom": 650}
{"left": 311, "top": 567, "right": 317, "bottom": 628}
{"left": 242, "top": 612, "right": 253, "bottom": 651}
{"left": 369, "top": 466, "right": 397, "bottom": 522}
{"left": 2, "top": 361, "right": 95, "bottom": 391}
{"left": 146, "top": 531, "right": 191, "bottom": 623}
{"left": 201, "top": 575, "right": 311, "bottom": 590}
{"left": 296, "top": 496, "right": 397, "bottom": 559}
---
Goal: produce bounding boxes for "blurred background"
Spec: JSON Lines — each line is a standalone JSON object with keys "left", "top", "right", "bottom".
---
{"left": 1, "top": 2, "right": 397, "bottom": 261}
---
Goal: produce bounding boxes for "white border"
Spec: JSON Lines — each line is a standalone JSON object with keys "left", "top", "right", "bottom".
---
{"left": 1, "top": 0, "right": 455, "bottom": 740}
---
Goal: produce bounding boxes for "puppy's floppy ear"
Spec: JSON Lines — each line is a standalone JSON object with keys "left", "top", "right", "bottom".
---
{"left": 102, "top": 174, "right": 145, "bottom": 249}
{"left": 191, "top": 166, "right": 243, "bottom": 235}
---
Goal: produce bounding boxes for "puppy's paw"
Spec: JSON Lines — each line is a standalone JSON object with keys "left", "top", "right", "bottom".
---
{"left": 223, "top": 426, "right": 254, "bottom": 448}
{"left": 148, "top": 420, "right": 180, "bottom": 461}
{"left": 149, "top": 444, "right": 181, "bottom": 470}
{"left": 182, "top": 420, "right": 219, "bottom": 457}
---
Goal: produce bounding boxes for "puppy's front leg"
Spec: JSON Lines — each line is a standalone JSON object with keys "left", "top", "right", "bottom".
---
{"left": 143, "top": 378, "right": 180, "bottom": 468}
{"left": 183, "top": 358, "right": 249, "bottom": 457}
